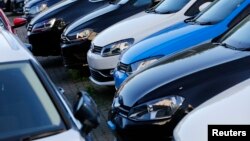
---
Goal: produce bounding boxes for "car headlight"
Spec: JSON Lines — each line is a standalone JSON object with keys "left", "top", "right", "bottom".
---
{"left": 129, "top": 56, "right": 162, "bottom": 73}
{"left": 24, "top": 0, "right": 30, "bottom": 4}
{"left": 29, "top": 3, "right": 48, "bottom": 15}
{"left": 128, "top": 95, "right": 185, "bottom": 121}
{"left": 67, "top": 29, "right": 97, "bottom": 42}
{"left": 100, "top": 39, "right": 134, "bottom": 57}
{"left": 32, "top": 18, "right": 56, "bottom": 32}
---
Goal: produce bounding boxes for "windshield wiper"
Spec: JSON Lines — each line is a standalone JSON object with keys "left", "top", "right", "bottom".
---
{"left": 20, "top": 129, "right": 65, "bottom": 141}
{"left": 185, "top": 19, "right": 215, "bottom": 25}
{"left": 213, "top": 42, "right": 239, "bottom": 50}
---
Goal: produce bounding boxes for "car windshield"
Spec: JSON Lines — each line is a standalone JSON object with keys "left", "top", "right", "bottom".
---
{"left": 191, "top": 0, "right": 245, "bottom": 24}
{"left": 151, "top": 0, "right": 190, "bottom": 14}
{"left": 219, "top": 15, "right": 250, "bottom": 50}
{"left": 0, "top": 62, "right": 65, "bottom": 140}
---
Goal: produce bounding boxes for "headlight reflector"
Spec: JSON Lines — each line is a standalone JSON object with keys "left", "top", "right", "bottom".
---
{"left": 128, "top": 95, "right": 185, "bottom": 121}
{"left": 101, "top": 39, "right": 134, "bottom": 57}
{"left": 29, "top": 3, "right": 48, "bottom": 15}
{"left": 32, "top": 18, "right": 56, "bottom": 32}
{"left": 74, "top": 29, "right": 97, "bottom": 41}
{"left": 130, "top": 56, "right": 162, "bottom": 73}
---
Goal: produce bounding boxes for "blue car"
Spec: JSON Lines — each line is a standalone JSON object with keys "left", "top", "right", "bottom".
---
{"left": 114, "top": 0, "right": 250, "bottom": 88}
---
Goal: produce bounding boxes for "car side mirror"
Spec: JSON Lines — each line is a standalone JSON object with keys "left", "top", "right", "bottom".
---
{"left": 13, "top": 18, "right": 27, "bottom": 28}
{"left": 74, "top": 91, "right": 100, "bottom": 134}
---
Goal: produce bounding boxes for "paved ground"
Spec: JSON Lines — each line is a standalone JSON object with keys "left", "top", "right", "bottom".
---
{"left": 9, "top": 13, "right": 115, "bottom": 141}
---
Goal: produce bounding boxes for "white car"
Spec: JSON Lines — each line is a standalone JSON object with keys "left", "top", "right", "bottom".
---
{"left": 173, "top": 78, "right": 250, "bottom": 141}
{"left": 87, "top": 0, "right": 212, "bottom": 86}
{"left": 0, "top": 29, "right": 100, "bottom": 141}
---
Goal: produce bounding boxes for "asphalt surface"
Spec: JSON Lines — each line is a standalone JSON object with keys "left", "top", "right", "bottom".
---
{"left": 8, "top": 13, "right": 115, "bottom": 141}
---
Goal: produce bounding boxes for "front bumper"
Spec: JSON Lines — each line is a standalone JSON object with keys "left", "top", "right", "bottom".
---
{"left": 87, "top": 50, "right": 120, "bottom": 86}
{"left": 61, "top": 39, "right": 91, "bottom": 69}
{"left": 27, "top": 29, "right": 62, "bottom": 56}
{"left": 89, "top": 68, "right": 114, "bottom": 86}
{"left": 114, "top": 69, "right": 129, "bottom": 89}
{"left": 87, "top": 50, "right": 120, "bottom": 70}
{"left": 108, "top": 111, "right": 176, "bottom": 141}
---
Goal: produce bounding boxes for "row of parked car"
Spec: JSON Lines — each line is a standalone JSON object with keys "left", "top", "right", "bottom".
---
{"left": 0, "top": 9, "right": 101, "bottom": 141}
{"left": 2, "top": 0, "right": 250, "bottom": 140}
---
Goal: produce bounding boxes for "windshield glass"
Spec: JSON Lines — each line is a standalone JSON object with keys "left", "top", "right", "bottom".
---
{"left": 193, "top": 0, "right": 245, "bottom": 24}
{"left": 153, "top": 0, "right": 190, "bottom": 14}
{"left": 0, "top": 62, "right": 65, "bottom": 140}
{"left": 221, "top": 15, "right": 250, "bottom": 50}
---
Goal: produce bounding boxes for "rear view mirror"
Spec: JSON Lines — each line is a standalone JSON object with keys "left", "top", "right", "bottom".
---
{"left": 13, "top": 18, "right": 27, "bottom": 28}
{"left": 74, "top": 91, "right": 100, "bottom": 134}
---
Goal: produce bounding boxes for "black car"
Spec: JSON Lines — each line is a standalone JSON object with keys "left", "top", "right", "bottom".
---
{"left": 108, "top": 13, "right": 250, "bottom": 141}
{"left": 0, "top": 29, "right": 100, "bottom": 141}
{"left": 23, "top": 0, "right": 62, "bottom": 22}
{"left": 60, "top": 0, "right": 154, "bottom": 69}
{"left": 4, "top": 0, "right": 24, "bottom": 14}
{"left": 27, "top": 0, "right": 108, "bottom": 56}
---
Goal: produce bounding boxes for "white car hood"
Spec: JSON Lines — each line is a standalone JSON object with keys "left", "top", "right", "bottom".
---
{"left": 174, "top": 78, "right": 250, "bottom": 141}
{"left": 35, "top": 129, "right": 85, "bottom": 141}
{"left": 92, "top": 0, "right": 197, "bottom": 47}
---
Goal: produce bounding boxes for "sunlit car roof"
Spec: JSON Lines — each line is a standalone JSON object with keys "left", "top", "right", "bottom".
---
{"left": 0, "top": 29, "right": 33, "bottom": 63}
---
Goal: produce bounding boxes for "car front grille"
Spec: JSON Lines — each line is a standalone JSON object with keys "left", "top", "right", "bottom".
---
{"left": 61, "top": 34, "right": 69, "bottom": 43}
{"left": 117, "top": 106, "right": 130, "bottom": 117}
{"left": 27, "top": 24, "right": 33, "bottom": 32}
{"left": 24, "top": 7, "right": 30, "bottom": 14}
{"left": 91, "top": 45, "right": 102, "bottom": 54}
{"left": 90, "top": 68, "right": 113, "bottom": 82}
{"left": 118, "top": 62, "right": 131, "bottom": 72}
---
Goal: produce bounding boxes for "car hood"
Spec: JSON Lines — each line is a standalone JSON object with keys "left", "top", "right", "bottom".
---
{"left": 93, "top": 0, "right": 198, "bottom": 46}
{"left": 93, "top": 11, "right": 186, "bottom": 46}
{"left": 116, "top": 43, "right": 249, "bottom": 107}
{"left": 63, "top": 4, "right": 119, "bottom": 35}
{"left": 30, "top": 0, "right": 107, "bottom": 25}
{"left": 35, "top": 129, "right": 85, "bottom": 141}
{"left": 120, "top": 23, "right": 228, "bottom": 64}
{"left": 174, "top": 78, "right": 250, "bottom": 141}
{"left": 25, "top": 0, "right": 54, "bottom": 8}
{"left": 30, "top": 0, "right": 76, "bottom": 24}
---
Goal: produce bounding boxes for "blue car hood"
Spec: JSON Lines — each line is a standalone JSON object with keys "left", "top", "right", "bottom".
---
{"left": 121, "top": 22, "right": 228, "bottom": 64}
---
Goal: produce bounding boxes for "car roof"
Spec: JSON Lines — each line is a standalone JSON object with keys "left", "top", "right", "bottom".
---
{"left": 0, "top": 29, "right": 34, "bottom": 63}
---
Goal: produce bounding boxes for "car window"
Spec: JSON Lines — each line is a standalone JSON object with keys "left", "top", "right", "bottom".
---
{"left": 194, "top": 0, "right": 245, "bottom": 24}
{"left": 132, "top": 0, "right": 152, "bottom": 7}
{"left": 152, "top": 0, "right": 190, "bottom": 14}
{"left": 0, "top": 62, "right": 65, "bottom": 140}
{"left": 184, "top": 0, "right": 214, "bottom": 16}
{"left": 221, "top": 15, "right": 250, "bottom": 50}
